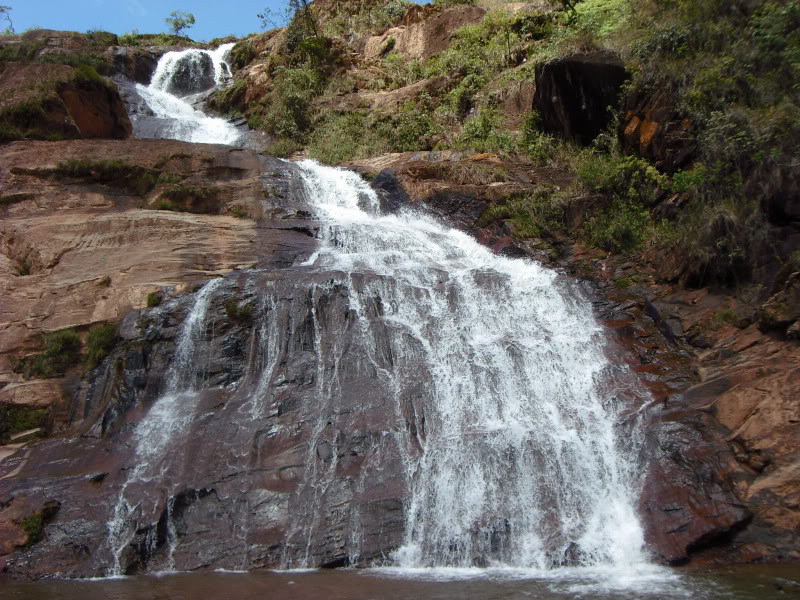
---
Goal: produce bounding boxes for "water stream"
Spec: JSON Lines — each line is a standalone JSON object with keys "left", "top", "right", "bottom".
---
{"left": 82, "top": 43, "right": 720, "bottom": 597}
{"left": 129, "top": 44, "right": 241, "bottom": 144}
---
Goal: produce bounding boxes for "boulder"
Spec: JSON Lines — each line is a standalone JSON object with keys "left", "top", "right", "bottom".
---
{"left": 161, "top": 51, "right": 216, "bottom": 97}
{"left": 534, "top": 51, "right": 629, "bottom": 145}
{"left": 621, "top": 83, "right": 696, "bottom": 172}
{"left": 362, "top": 6, "right": 487, "bottom": 61}
{"left": 106, "top": 46, "right": 163, "bottom": 85}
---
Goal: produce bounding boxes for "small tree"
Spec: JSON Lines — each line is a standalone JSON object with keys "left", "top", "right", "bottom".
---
{"left": 0, "top": 5, "right": 13, "bottom": 34}
{"left": 165, "top": 10, "right": 196, "bottom": 36}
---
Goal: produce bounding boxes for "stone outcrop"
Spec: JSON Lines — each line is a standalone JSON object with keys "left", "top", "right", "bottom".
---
{"left": 362, "top": 6, "right": 487, "bottom": 61}
{"left": 534, "top": 52, "right": 629, "bottom": 145}
{"left": 621, "top": 83, "right": 696, "bottom": 172}
{"left": 0, "top": 139, "right": 306, "bottom": 413}
{"left": 0, "top": 63, "right": 132, "bottom": 140}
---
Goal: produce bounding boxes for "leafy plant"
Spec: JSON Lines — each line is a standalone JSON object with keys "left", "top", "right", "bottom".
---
{"left": 14, "top": 329, "right": 81, "bottom": 379}
{"left": 165, "top": 10, "right": 196, "bottom": 36}
{"left": 85, "top": 324, "right": 117, "bottom": 369}
{"left": 225, "top": 299, "right": 254, "bottom": 323}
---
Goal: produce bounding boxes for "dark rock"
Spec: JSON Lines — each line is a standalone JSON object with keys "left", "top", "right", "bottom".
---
{"left": 534, "top": 52, "right": 629, "bottom": 145}
{"left": 107, "top": 47, "right": 162, "bottom": 85}
{"left": 620, "top": 83, "right": 696, "bottom": 172}
{"left": 163, "top": 52, "right": 216, "bottom": 97}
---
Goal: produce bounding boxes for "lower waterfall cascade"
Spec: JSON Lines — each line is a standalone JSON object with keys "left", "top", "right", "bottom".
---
{"left": 94, "top": 159, "right": 655, "bottom": 576}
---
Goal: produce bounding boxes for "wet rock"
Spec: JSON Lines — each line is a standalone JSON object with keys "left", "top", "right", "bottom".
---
{"left": 534, "top": 52, "right": 629, "bottom": 145}
{"left": 106, "top": 46, "right": 163, "bottom": 85}
{"left": 162, "top": 52, "right": 216, "bottom": 97}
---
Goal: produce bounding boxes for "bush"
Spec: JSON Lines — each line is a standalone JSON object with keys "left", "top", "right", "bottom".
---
{"left": 21, "top": 513, "right": 44, "bottom": 545}
{"left": 146, "top": 291, "right": 163, "bottom": 307}
{"left": 263, "top": 137, "right": 303, "bottom": 158}
{"left": 308, "top": 113, "right": 389, "bottom": 164}
{"left": 27, "top": 159, "right": 161, "bottom": 196}
{"left": 583, "top": 198, "right": 651, "bottom": 253}
{"left": 477, "top": 189, "right": 566, "bottom": 239}
{"left": 0, "top": 406, "right": 48, "bottom": 444}
{"left": 15, "top": 329, "right": 81, "bottom": 379}
{"left": 225, "top": 300, "right": 254, "bottom": 323}
{"left": 85, "top": 324, "right": 116, "bottom": 369}
{"left": 454, "top": 108, "right": 519, "bottom": 153}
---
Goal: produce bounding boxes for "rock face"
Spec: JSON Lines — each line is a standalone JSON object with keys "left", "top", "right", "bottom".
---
{"left": 161, "top": 51, "right": 217, "bottom": 97}
{"left": 534, "top": 52, "right": 629, "bottom": 145}
{"left": 0, "top": 63, "right": 132, "bottom": 140}
{"left": 0, "top": 139, "right": 305, "bottom": 412}
{"left": 620, "top": 84, "right": 696, "bottom": 172}
{"left": 362, "top": 6, "right": 487, "bottom": 60}
{"left": 0, "top": 144, "right": 798, "bottom": 578}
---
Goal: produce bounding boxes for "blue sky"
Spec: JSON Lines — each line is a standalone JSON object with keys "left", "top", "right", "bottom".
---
{"left": 6, "top": 1, "right": 430, "bottom": 42}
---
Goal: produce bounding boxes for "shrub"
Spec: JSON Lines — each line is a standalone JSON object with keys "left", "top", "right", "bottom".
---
{"left": 0, "top": 406, "right": 48, "bottom": 444}
{"left": 583, "top": 198, "right": 651, "bottom": 253}
{"left": 228, "top": 204, "right": 249, "bottom": 219}
{"left": 85, "top": 324, "right": 116, "bottom": 369}
{"left": 225, "top": 300, "right": 254, "bottom": 323}
{"left": 15, "top": 329, "right": 81, "bottom": 379}
{"left": 230, "top": 40, "right": 258, "bottom": 70}
{"left": 477, "top": 189, "right": 566, "bottom": 239}
{"left": 263, "top": 137, "right": 303, "bottom": 158}
{"left": 146, "top": 291, "right": 163, "bottom": 307}
{"left": 454, "top": 108, "right": 519, "bottom": 153}
{"left": 308, "top": 112, "right": 391, "bottom": 164}
{"left": 26, "top": 159, "right": 161, "bottom": 196}
{"left": 21, "top": 513, "right": 44, "bottom": 545}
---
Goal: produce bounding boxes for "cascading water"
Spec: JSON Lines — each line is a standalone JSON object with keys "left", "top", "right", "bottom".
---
{"left": 105, "top": 278, "right": 222, "bottom": 576}
{"left": 131, "top": 44, "right": 241, "bottom": 144}
{"left": 97, "top": 160, "right": 654, "bottom": 579}
{"left": 294, "top": 161, "right": 648, "bottom": 570}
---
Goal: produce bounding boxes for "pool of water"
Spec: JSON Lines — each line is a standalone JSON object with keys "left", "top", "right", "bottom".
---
{"left": 4, "top": 565, "right": 800, "bottom": 600}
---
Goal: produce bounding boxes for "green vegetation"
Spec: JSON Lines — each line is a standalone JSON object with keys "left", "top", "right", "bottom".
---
{"left": 119, "top": 31, "right": 199, "bottom": 47}
{"left": 228, "top": 204, "right": 250, "bottom": 219}
{"left": 165, "top": 10, "right": 196, "bottom": 36}
{"left": 229, "top": 40, "right": 258, "bottom": 71}
{"left": 0, "top": 405, "right": 48, "bottom": 445}
{"left": 477, "top": 189, "right": 566, "bottom": 239}
{"left": 19, "top": 159, "right": 163, "bottom": 196}
{"left": 14, "top": 329, "right": 81, "bottom": 379}
{"left": 225, "top": 299, "right": 254, "bottom": 323}
{"left": 146, "top": 291, "right": 163, "bottom": 308}
{"left": 21, "top": 513, "right": 44, "bottom": 545}
{"left": 157, "top": 185, "right": 218, "bottom": 213}
{"left": 85, "top": 324, "right": 117, "bottom": 369}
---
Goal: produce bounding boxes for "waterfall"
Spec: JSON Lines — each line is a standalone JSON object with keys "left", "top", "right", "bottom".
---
{"left": 105, "top": 278, "right": 222, "bottom": 576}
{"left": 295, "top": 160, "right": 648, "bottom": 570}
{"left": 131, "top": 44, "right": 241, "bottom": 145}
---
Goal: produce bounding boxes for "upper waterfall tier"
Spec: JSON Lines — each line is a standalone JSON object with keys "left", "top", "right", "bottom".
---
{"left": 125, "top": 43, "right": 241, "bottom": 145}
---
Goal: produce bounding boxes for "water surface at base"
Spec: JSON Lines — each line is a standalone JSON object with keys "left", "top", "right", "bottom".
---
{"left": 5, "top": 566, "right": 799, "bottom": 600}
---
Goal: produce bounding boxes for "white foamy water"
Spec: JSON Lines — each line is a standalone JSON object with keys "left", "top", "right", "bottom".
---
{"left": 296, "top": 160, "right": 649, "bottom": 572}
{"left": 134, "top": 44, "right": 240, "bottom": 144}
{"left": 105, "top": 279, "right": 222, "bottom": 576}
